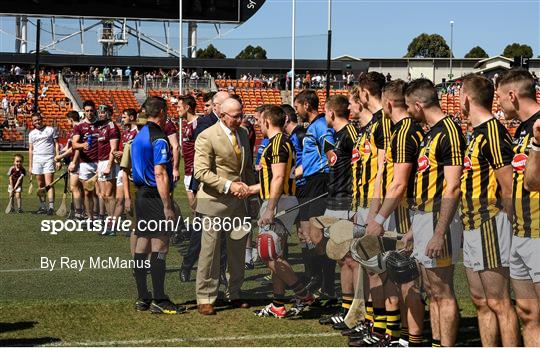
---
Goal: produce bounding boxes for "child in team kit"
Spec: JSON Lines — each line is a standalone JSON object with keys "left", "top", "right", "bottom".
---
{"left": 7, "top": 154, "right": 27, "bottom": 213}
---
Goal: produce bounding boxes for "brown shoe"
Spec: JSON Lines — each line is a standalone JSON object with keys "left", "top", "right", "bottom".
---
{"left": 229, "top": 299, "right": 251, "bottom": 309}
{"left": 197, "top": 303, "right": 216, "bottom": 315}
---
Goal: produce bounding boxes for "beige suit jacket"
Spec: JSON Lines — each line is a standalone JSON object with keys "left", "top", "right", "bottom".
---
{"left": 194, "top": 122, "right": 256, "bottom": 217}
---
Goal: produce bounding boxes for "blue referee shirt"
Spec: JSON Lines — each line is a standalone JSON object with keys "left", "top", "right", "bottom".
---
{"left": 131, "top": 121, "right": 173, "bottom": 189}
{"left": 302, "top": 114, "right": 335, "bottom": 178}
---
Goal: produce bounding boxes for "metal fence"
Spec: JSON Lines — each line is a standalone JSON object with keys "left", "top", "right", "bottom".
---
{"left": 144, "top": 77, "right": 212, "bottom": 92}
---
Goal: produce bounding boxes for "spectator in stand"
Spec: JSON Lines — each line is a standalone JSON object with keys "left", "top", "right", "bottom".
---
{"left": 2, "top": 96, "right": 9, "bottom": 116}
{"left": 133, "top": 71, "right": 142, "bottom": 89}
{"left": 386, "top": 72, "right": 392, "bottom": 82}
{"left": 125, "top": 66, "right": 132, "bottom": 80}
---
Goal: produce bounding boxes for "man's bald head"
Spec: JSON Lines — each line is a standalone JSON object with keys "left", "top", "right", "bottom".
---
{"left": 221, "top": 98, "right": 242, "bottom": 113}
{"left": 213, "top": 91, "right": 230, "bottom": 116}
{"left": 220, "top": 98, "right": 243, "bottom": 132}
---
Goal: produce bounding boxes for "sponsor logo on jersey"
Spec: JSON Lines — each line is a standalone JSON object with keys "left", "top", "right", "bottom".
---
{"left": 363, "top": 140, "right": 371, "bottom": 155}
{"left": 512, "top": 153, "right": 528, "bottom": 171}
{"left": 351, "top": 148, "right": 360, "bottom": 163}
{"left": 417, "top": 155, "right": 430, "bottom": 172}
{"left": 464, "top": 156, "right": 472, "bottom": 171}
{"left": 329, "top": 151, "right": 337, "bottom": 166}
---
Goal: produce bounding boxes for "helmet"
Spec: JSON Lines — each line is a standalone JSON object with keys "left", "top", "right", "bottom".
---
{"left": 386, "top": 251, "right": 419, "bottom": 284}
{"left": 350, "top": 235, "right": 391, "bottom": 274}
{"left": 97, "top": 104, "right": 113, "bottom": 120}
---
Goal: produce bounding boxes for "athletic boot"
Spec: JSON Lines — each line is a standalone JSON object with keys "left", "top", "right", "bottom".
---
{"left": 150, "top": 299, "right": 186, "bottom": 314}
{"left": 285, "top": 293, "right": 315, "bottom": 317}
{"left": 254, "top": 303, "right": 287, "bottom": 318}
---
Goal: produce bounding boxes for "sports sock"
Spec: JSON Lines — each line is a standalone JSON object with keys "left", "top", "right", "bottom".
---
{"left": 341, "top": 293, "right": 353, "bottom": 314}
{"left": 409, "top": 333, "right": 423, "bottom": 347}
{"left": 365, "top": 300, "right": 374, "bottom": 323}
{"left": 400, "top": 327, "right": 409, "bottom": 343}
{"left": 385, "top": 309, "right": 401, "bottom": 341}
{"left": 372, "top": 307, "right": 387, "bottom": 335}
{"left": 133, "top": 253, "right": 149, "bottom": 299}
{"left": 321, "top": 257, "right": 336, "bottom": 297}
{"left": 245, "top": 247, "right": 252, "bottom": 263}
{"left": 291, "top": 280, "right": 308, "bottom": 298}
{"left": 40, "top": 201, "right": 46, "bottom": 209}
{"left": 432, "top": 339, "right": 441, "bottom": 347}
{"left": 301, "top": 247, "right": 312, "bottom": 278}
{"left": 150, "top": 252, "right": 167, "bottom": 301}
{"left": 272, "top": 293, "right": 286, "bottom": 308}
{"left": 49, "top": 201, "right": 54, "bottom": 209}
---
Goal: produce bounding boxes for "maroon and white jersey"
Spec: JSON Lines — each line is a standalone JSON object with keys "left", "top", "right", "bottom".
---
{"left": 120, "top": 127, "right": 139, "bottom": 151}
{"left": 73, "top": 121, "right": 99, "bottom": 163}
{"left": 97, "top": 120, "right": 120, "bottom": 161}
{"left": 181, "top": 118, "right": 198, "bottom": 176}
{"left": 7, "top": 166, "right": 26, "bottom": 185}
{"left": 164, "top": 118, "right": 178, "bottom": 137}
{"left": 65, "top": 129, "right": 74, "bottom": 150}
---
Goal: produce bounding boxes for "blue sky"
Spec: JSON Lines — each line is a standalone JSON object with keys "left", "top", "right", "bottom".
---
{"left": 0, "top": 0, "right": 538, "bottom": 59}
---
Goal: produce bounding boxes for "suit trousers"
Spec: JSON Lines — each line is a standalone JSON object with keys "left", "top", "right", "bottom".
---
{"left": 181, "top": 213, "right": 227, "bottom": 273}
{"left": 195, "top": 214, "right": 247, "bottom": 304}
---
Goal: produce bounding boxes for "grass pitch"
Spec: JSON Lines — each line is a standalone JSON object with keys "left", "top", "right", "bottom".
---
{"left": 0, "top": 150, "right": 481, "bottom": 346}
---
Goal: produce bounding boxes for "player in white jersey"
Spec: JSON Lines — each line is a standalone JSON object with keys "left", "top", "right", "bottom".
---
{"left": 28, "top": 114, "right": 60, "bottom": 215}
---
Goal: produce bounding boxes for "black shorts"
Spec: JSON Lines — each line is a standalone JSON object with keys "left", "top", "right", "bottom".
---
{"left": 135, "top": 186, "right": 174, "bottom": 237}
{"left": 297, "top": 173, "right": 328, "bottom": 221}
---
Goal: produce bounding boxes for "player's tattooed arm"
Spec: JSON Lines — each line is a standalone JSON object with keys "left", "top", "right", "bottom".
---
{"left": 426, "top": 165, "right": 462, "bottom": 259}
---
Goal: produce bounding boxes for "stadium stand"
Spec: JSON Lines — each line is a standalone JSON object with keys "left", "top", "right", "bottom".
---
{"left": 147, "top": 90, "right": 206, "bottom": 115}
{"left": 77, "top": 88, "right": 140, "bottom": 118}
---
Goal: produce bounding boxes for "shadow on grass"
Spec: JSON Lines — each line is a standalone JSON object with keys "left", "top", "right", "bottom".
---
{"left": 0, "top": 322, "right": 61, "bottom": 346}
{"left": 0, "top": 321, "right": 37, "bottom": 333}
{"left": 0, "top": 337, "right": 61, "bottom": 346}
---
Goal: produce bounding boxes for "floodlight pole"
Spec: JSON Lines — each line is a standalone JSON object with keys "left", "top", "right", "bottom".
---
{"left": 291, "top": 0, "right": 296, "bottom": 105}
{"left": 34, "top": 19, "right": 41, "bottom": 113}
{"left": 325, "top": 0, "right": 332, "bottom": 99}
{"left": 179, "top": 0, "right": 183, "bottom": 96}
{"left": 449, "top": 20, "right": 454, "bottom": 81}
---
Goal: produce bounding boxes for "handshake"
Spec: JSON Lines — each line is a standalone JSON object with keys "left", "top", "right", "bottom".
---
{"left": 230, "top": 181, "right": 257, "bottom": 199}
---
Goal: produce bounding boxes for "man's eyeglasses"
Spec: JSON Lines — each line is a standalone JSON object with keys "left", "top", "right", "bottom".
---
{"left": 84, "top": 109, "right": 93, "bottom": 113}
{"left": 223, "top": 112, "right": 243, "bottom": 120}
{"left": 204, "top": 104, "right": 211, "bottom": 107}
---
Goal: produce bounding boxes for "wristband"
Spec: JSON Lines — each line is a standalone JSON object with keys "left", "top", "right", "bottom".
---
{"left": 374, "top": 213, "right": 386, "bottom": 226}
{"left": 531, "top": 141, "right": 540, "bottom": 152}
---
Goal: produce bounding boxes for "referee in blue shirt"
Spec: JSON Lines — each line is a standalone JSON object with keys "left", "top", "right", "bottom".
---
{"left": 131, "top": 96, "right": 185, "bottom": 314}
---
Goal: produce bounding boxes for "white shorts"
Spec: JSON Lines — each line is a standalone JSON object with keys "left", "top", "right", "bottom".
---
{"left": 8, "top": 185, "right": 21, "bottom": 193}
{"left": 116, "top": 169, "right": 124, "bottom": 186}
{"left": 411, "top": 210, "right": 463, "bottom": 269}
{"left": 32, "top": 157, "right": 55, "bottom": 175}
{"left": 463, "top": 211, "right": 511, "bottom": 272}
{"left": 510, "top": 235, "right": 540, "bottom": 283}
{"left": 324, "top": 208, "right": 354, "bottom": 220}
{"left": 354, "top": 207, "right": 396, "bottom": 231}
{"left": 79, "top": 162, "right": 98, "bottom": 181}
{"left": 97, "top": 161, "right": 118, "bottom": 182}
{"left": 260, "top": 196, "right": 299, "bottom": 236}
{"left": 184, "top": 175, "right": 192, "bottom": 192}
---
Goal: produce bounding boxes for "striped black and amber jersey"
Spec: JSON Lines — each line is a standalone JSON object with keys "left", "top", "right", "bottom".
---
{"left": 511, "top": 111, "right": 540, "bottom": 238}
{"left": 413, "top": 116, "right": 466, "bottom": 212}
{"left": 352, "top": 109, "right": 392, "bottom": 209}
{"left": 259, "top": 133, "right": 296, "bottom": 200}
{"left": 461, "top": 117, "right": 514, "bottom": 230}
{"left": 382, "top": 117, "right": 424, "bottom": 198}
{"left": 327, "top": 123, "right": 358, "bottom": 210}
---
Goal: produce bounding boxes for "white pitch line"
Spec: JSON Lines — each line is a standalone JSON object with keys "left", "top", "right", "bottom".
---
{"left": 46, "top": 332, "right": 342, "bottom": 346}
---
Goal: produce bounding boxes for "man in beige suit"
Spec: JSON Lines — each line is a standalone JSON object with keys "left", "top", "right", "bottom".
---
{"left": 194, "top": 98, "right": 256, "bottom": 315}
